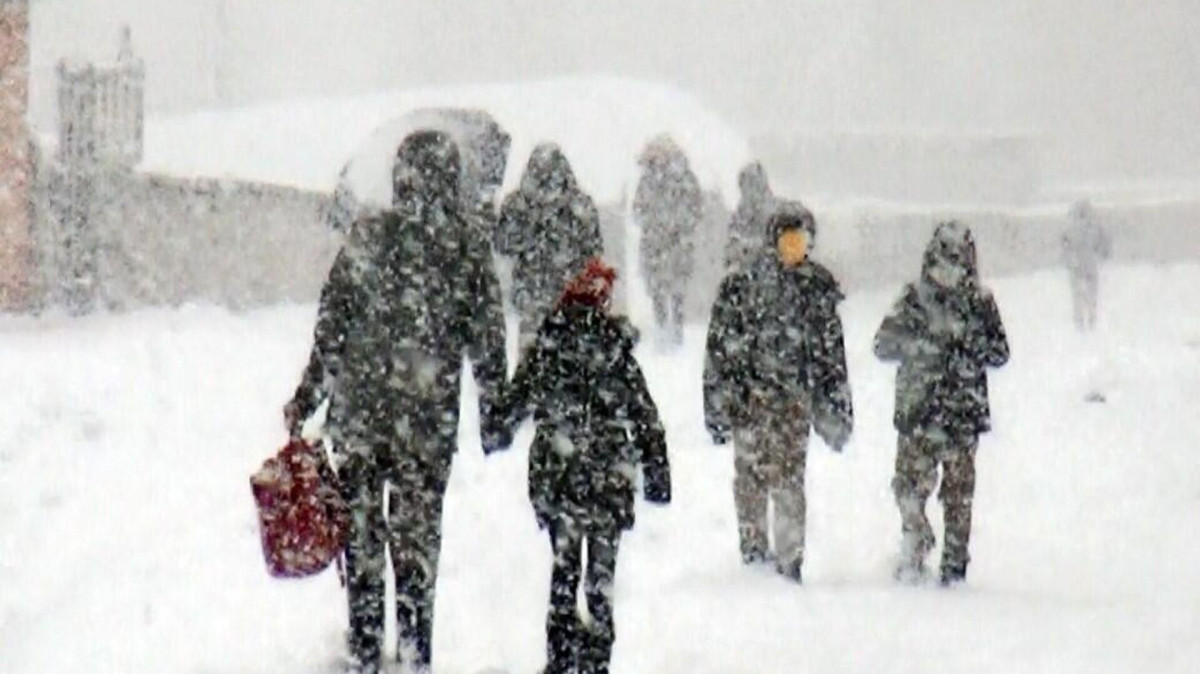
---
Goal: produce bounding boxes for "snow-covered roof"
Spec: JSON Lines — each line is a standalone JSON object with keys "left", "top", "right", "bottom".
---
{"left": 140, "top": 76, "right": 751, "bottom": 204}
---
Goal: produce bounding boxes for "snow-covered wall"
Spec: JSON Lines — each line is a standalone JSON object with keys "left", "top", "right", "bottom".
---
{"left": 33, "top": 168, "right": 334, "bottom": 311}
{"left": 30, "top": 78, "right": 1199, "bottom": 312}
{"left": 814, "top": 199, "right": 1200, "bottom": 293}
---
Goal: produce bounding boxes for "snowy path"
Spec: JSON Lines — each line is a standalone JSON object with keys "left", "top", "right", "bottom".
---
{"left": 2, "top": 265, "right": 1198, "bottom": 673}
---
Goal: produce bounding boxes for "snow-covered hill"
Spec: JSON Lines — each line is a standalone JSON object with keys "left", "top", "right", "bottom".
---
{"left": 2, "top": 263, "right": 1198, "bottom": 673}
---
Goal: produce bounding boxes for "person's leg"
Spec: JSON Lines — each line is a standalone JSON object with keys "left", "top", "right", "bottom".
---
{"left": 580, "top": 529, "right": 622, "bottom": 674}
{"left": 341, "top": 450, "right": 388, "bottom": 672}
{"left": 1084, "top": 270, "right": 1099, "bottom": 331}
{"left": 545, "top": 521, "right": 585, "bottom": 674}
{"left": 892, "top": 432, "right": 939, "bottom": 580}
{"left": 390, "top": 480, "right": 447, "bottom": 669}
{"left": 389, "top": 410, "right": 454, "bottom": 671}
{"left": 1070, "top": 272, "right": 1087, "bottom": 331}
{"left": 669, "top": 284, "right": 686, "bottom": 346}
{"left": 938, "top": 438, "right": 979, "bottom": 585}
{"left": 732, "top": 425, "right": 770, "bottom": 564}
{"left": 771, "top": 433, "right": 809, "bottom": 582}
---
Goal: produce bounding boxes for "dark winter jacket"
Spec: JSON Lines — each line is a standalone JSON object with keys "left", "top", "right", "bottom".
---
{"left": 874, "top": 222, "right": 1009, "bottom": 436}
{"left": 633, "top": 139, "right": 704, "bottom": 282}
{"left": 703, "top": 205, "right": 853, "bottom": 449}
{"left": 501, "top": 303, "right": 671, "bottom": 532}
{"left": 495, "top": 144, "right": 603, "bottom": 325}
{"left": 291, "top": 131, "right": 509, "bottom": 455}
{"left": 724, "top": 162, "right": 777, "bottom": 272}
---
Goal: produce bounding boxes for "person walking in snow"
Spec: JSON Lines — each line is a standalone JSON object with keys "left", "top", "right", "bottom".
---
{"left": 632, "top": 135, "right": 704, "bottom": 347}
{"left": 495, "top": 143, "right": 604, "bottom": 350}
{"left": 723, "top": 161, "right": 777, "bottom": 273}
{"left": 1061, "top": 199, "right": 1111, "bottom": 332}
{"left": 285, "top": 130, "right": 509, "bottom": 673}
{"left": 874, "top": 221, "right": 1009, "bottom": 586}
{"left": 494, "top": 258, "right": 671, "bottom": 674}
{"left": 703, "top": 201, "right": 853, "bottom": 582}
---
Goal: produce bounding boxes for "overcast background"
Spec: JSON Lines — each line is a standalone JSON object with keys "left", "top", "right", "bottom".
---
{"left": 26, "top": 0, "right": 1200, "bottom": 187}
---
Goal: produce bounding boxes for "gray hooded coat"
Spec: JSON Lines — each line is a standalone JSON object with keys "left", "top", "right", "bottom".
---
{"left": 874, "top": 222, "right": 1010, "bottom": 436}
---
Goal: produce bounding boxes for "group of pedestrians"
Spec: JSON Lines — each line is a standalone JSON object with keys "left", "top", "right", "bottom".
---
{"left": 286, "top": 131, "right": 677, "bottom": 674}
{"left": 280, "top": 128, "right": 1077, "bottom": 674}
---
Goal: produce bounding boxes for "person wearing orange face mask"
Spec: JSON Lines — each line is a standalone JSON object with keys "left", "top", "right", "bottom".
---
{"left": 703, "top": 201, "right": 854, "bottom": 582}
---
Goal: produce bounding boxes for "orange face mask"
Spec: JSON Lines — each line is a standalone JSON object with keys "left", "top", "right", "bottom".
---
{"left": 778, "top": 229, "right": 809, "bottom": 267}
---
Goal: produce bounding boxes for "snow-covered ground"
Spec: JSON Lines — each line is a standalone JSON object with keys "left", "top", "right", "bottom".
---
{"left": 2, "top": 263, "right": 1199, "bottom": 674}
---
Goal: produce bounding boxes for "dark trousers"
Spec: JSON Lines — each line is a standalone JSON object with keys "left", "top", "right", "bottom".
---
{"left": 341, "top": 461, "right": 388, "bottom": 673}
{"left": 732, "top": 399, "right": 810, "bottom": 576}
{"left": 545, "top": 521, "right": 622, "bottom": 674}
{"left": 892, "top": 431, "right": 978, "bottom": 579}
{"left": 339, "top": 444, "right": 451, "bottom": 673}
{"left": 389, "top": 452, "right": 450, "bottom": 670}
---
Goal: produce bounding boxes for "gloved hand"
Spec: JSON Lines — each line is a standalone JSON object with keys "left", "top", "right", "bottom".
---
{"left": 707, "top": 421, "right": 732, "bottom": 446}
{"left": 480, "top": 415, "right": 513, "bottom": 456}
{"left": 644, "top": 464, "right": 672, "bottom": 505}
{"left": 482, "top": 428, "right": 513, "bottom": 456}
{"left": 283, "top": 400, "right": 303, "bottom": 438}
{"left": 826, "top": 429, "right": 849, "bottom": 453}
{"left": 814, "top": 409, "right": 851, "bottom": 453}
{"left": 479, "top": 401, "right": 514, "bottom": 456}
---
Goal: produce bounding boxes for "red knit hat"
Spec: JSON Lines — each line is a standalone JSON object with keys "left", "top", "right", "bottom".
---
{"left": 559, "top": 257, "right": 617, "bottom": 309}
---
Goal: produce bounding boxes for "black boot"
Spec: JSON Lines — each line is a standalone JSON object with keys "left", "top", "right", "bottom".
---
{"left": 895, "top": 526, "right": 935, "bottom": 585}
{"left": 544, "top": 613, "right": 582, "bottom": 674}
{"left": 741, "top": 546, "right": 771, "bottom": 565}
{"left": 577, "top": 623, "right": 613, "bottom": 674}
{"left": 939, "top": 562, "right": 967, "bottom": 587}
{"left": 776, "top": 558, "right": 803, "bottom": 584}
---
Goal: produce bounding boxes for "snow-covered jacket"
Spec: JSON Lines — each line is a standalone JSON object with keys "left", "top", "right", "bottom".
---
{"left": 704, "top": 203, "right": 853, "bottom": 449}
{"left": 501, "top": 303, "right": 671, "bottom": 532}
{"left": 291, "top": 131, "right": 508, "bottom": 454}
{"left": 874, "top": 222, "right": 1010, "bottom": 436}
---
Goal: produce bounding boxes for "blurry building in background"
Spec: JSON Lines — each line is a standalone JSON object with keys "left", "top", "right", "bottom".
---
{"left": 0, "top": 0, "right": 33, "bottom": 311}
{"left": 29, "top": 27, "right": 333, "bottom": 314}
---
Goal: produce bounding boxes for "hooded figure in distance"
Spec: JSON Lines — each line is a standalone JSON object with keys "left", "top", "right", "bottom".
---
{"left": 724, "top": 161, "right": 777, "bottom": 272}
{"left": 632, "top": 135, "right": 704, "bottom": 347}
{"left": 495, "top": 143, "right": 604, "bottom": 349}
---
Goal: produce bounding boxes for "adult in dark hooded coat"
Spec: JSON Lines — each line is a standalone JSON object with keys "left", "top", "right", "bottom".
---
{"left": 285, "top": 131, "right": 509, "bottom": 673}
{"left": 723, "top": 161, "right": 777, "bottom": 272}
{"left": 496, "top": 258, "right": 671, "bottom": 674}
{"left": 495, "top": 143, "right": 604, "bottom": 348}
{"left": 632, "top": 135, "right": 704, "bottom": 346}
{"left": 874, "top": 221, "right": 1009, "bottom": 586}
{"left": 703, "top": 201, "right": 853, "bottom": 582}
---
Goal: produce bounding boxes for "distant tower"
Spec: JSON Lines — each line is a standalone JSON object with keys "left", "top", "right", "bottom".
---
{"left": 0, "top": 0, "right": 32, "bottom": 310}
{"left": 54, "top": 27, "right": 144, "bottom": 312}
